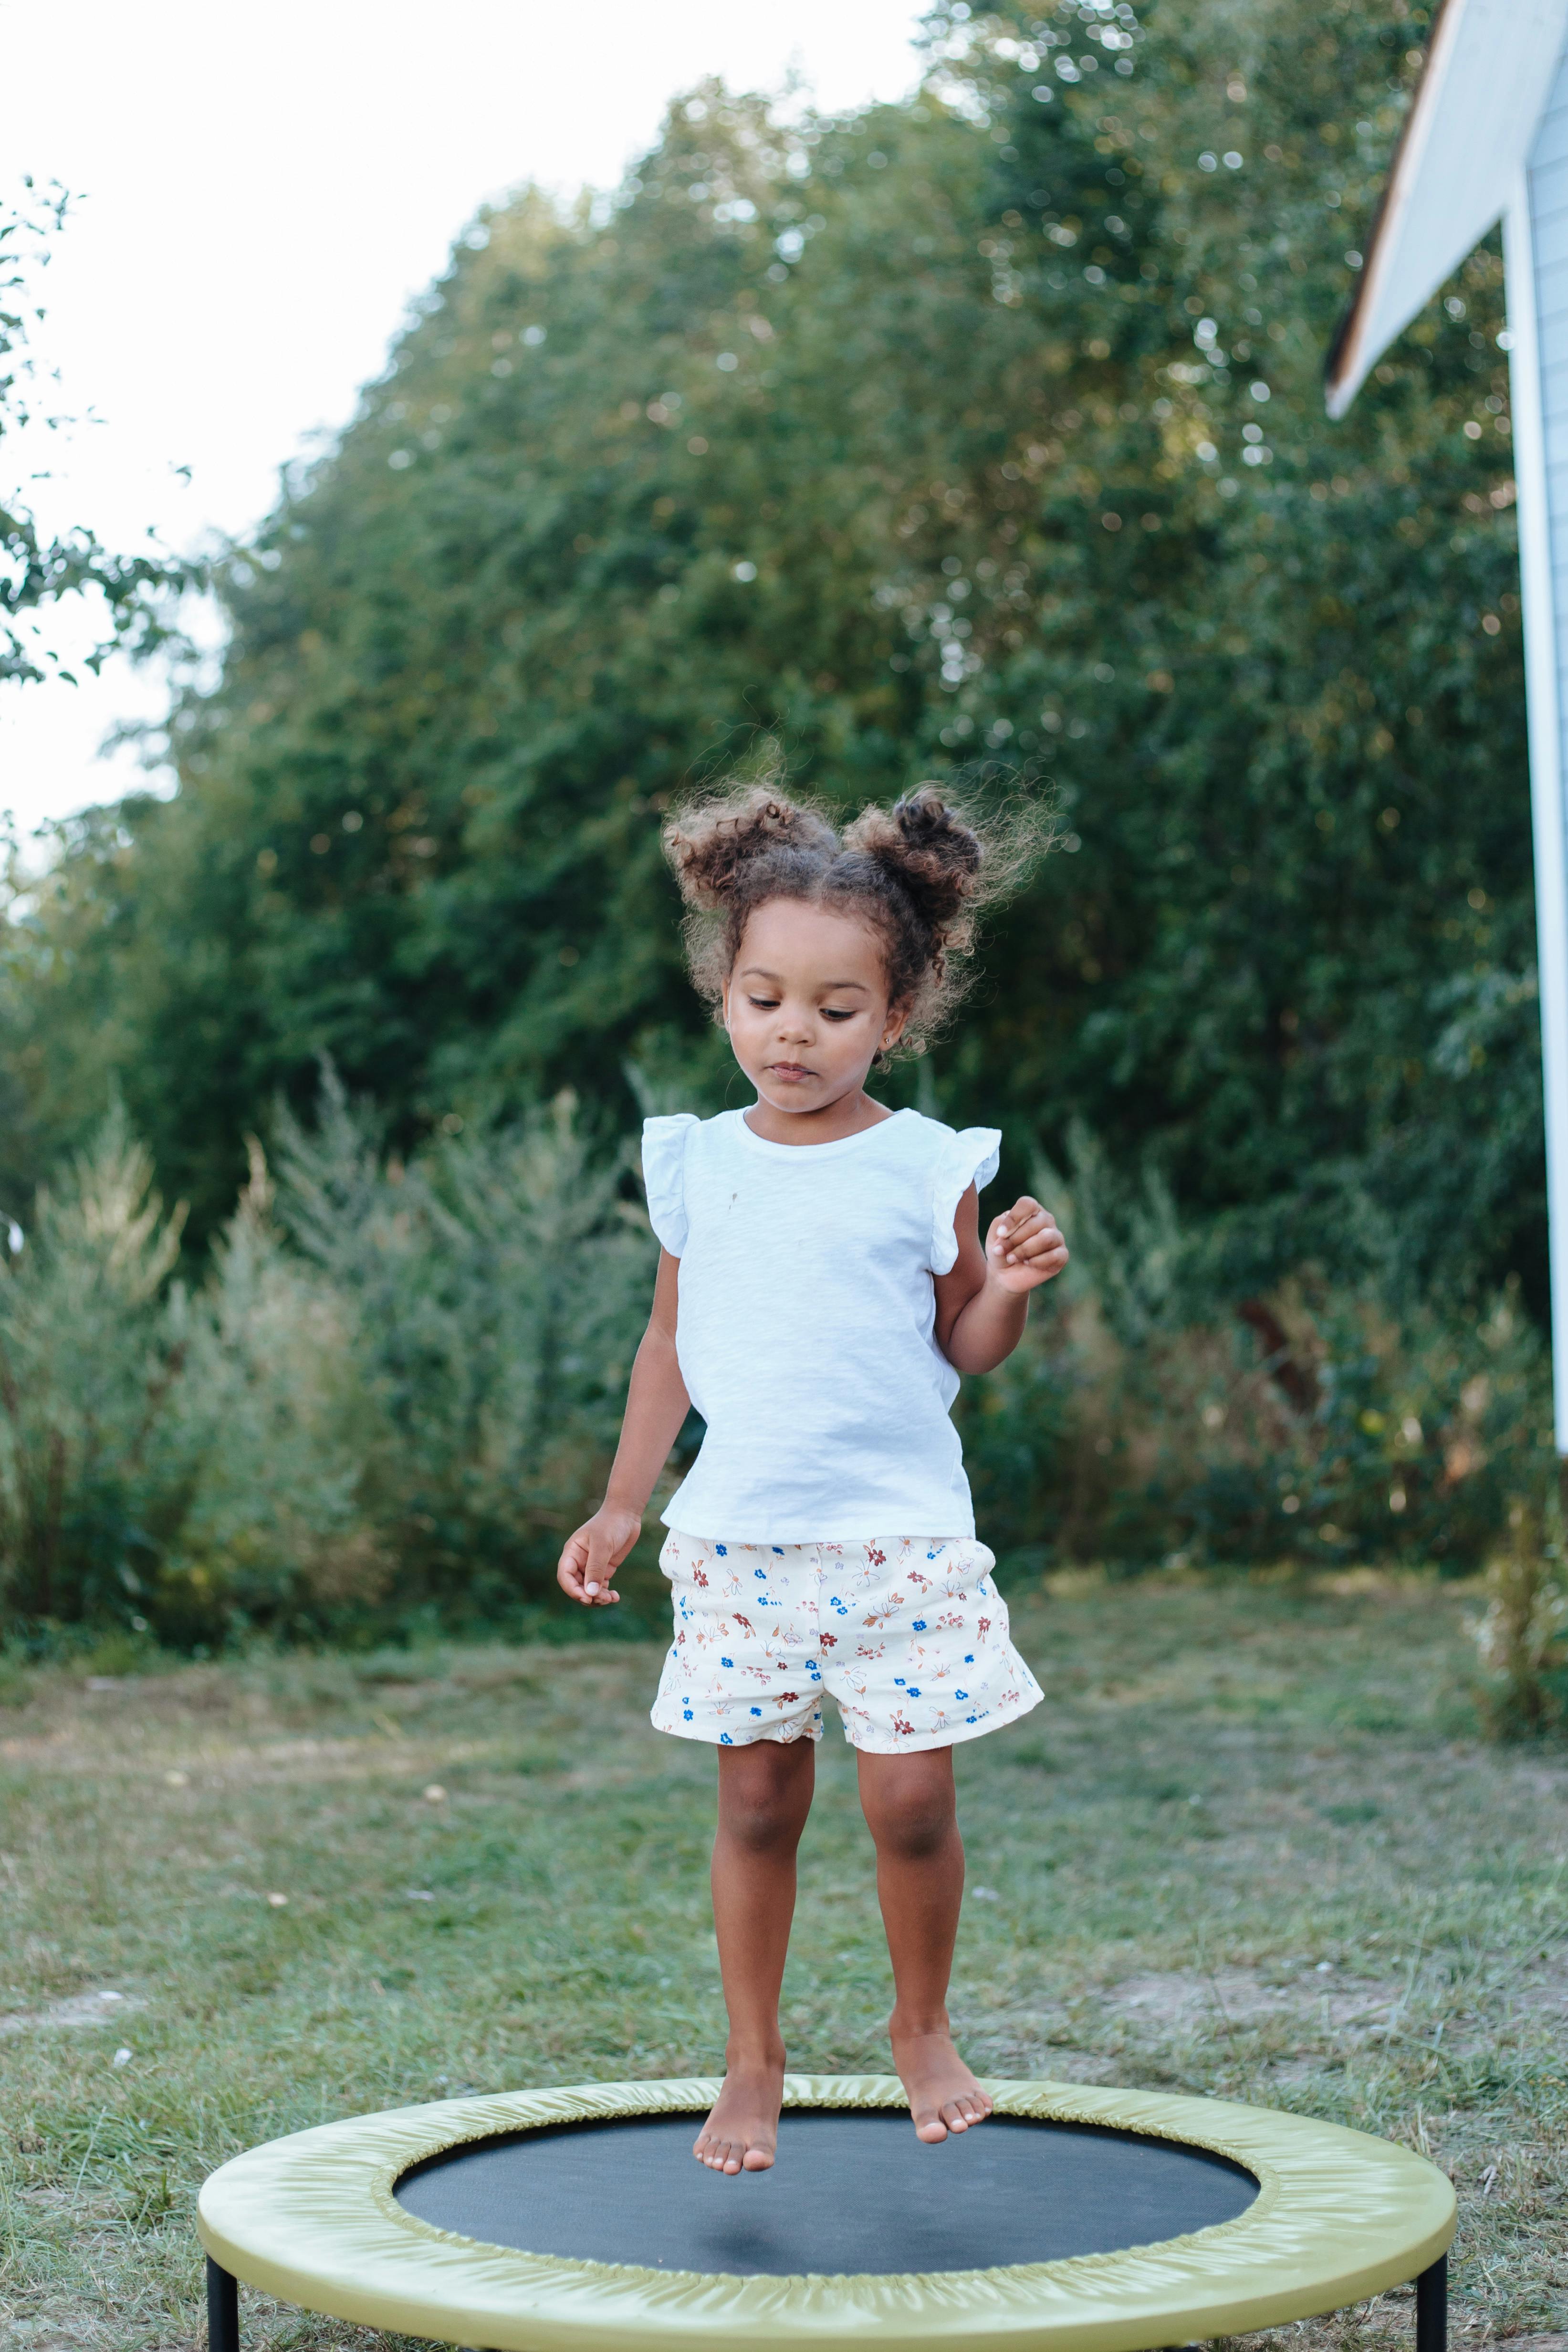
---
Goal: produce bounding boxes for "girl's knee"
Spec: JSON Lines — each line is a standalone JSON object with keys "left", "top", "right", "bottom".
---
{"left": 871, "top": 1798, "right": 954, "bottom": 1860}
{"left": 717, "top": 1741, "right": 813, "bottom": 1851}
{"left": 859, "top": 1758, "right": 957, "bottom": 1859}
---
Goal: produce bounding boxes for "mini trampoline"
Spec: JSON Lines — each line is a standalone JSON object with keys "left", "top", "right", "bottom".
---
{"left": 198, "top": 2074, "right": 1454, "bottom": 2352}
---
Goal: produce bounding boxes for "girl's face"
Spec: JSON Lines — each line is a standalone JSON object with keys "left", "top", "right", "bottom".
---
{"left": 722, "top": 897, "right": 907, "bottom": 1118}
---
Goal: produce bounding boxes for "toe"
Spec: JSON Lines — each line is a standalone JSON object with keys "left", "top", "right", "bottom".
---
{"left": 916, "top": 2114, "right": 949, "bottom": 2142}
{"left": 742, "top": 2143, "right": 774, "bottom": 2171}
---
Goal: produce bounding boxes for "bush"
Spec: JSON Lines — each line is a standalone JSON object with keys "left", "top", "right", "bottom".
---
{"left": 960, "top": 1128, "right": 1556, "bottom": 1579}
{"left": 271, "top": 1076, "right": 658, "bottom": 1628}
{"left": 160, "top": 1141, "right": 388, "bottom": 1643}
{"left": 0, "top": 1089, "right": 657, "bottom": 1648}
{"left": 0, "top": 1109, "right": 196, "bottom": 1627}
{"left": 1473, "top": 1498, "right": 1568, "bottom": 1735}
{"left": 1, "top": 1093, "right": 1553, "bottom": 1656}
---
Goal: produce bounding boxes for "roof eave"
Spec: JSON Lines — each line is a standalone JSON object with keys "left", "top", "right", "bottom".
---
{"left": 1324, "top": 0, "right": 1454, "bottom": 419}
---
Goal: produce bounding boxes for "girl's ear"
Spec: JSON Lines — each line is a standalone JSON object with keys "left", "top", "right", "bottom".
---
{"left": 881, "top": 1000, "right": 911, "bottom": 1053}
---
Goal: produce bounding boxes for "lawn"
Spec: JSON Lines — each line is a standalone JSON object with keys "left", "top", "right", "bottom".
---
{"left": 1, "top": 1570, "right": 1564, "bottom": 2352}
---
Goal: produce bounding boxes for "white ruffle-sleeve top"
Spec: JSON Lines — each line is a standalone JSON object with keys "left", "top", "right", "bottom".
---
{"left": 640, "top": 1107, "right": 1001, "bottom": 1542}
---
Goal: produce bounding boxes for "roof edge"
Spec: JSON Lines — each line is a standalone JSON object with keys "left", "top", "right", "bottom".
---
{"left": 1324, "top": 0, "right": 1461, "bottom": 419}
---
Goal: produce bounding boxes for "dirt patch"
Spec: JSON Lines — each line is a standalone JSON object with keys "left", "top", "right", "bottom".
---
{"left": 1509, "top": 1963, "right": 1568, "bottom": 2017}
{"left": 0, "top": 1988, "right": 144, "bottom": 2038}
{"left": 1031, "top": 2050, "right": 1122, "bottom": 2084}
{"left": 1107, "top": 1967, "right": 1402, "bottom": 2032}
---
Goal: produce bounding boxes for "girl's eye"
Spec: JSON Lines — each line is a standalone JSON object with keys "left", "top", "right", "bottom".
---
{"left": 747, "top": 995, "right": 780, "bottom": 1010}
{"left": 822, "top": 1008, "right": 857, "bottom": 1023}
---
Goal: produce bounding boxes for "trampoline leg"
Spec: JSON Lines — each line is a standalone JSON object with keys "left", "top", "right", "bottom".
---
{"left": 207, "top": 2256, "right": 239, "bottom": 2352}
{"left": 1416, "top": 2255, "right": 1447, "bottom": 2352}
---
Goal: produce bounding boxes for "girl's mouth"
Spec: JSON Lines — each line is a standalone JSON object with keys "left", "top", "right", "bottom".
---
{"left": 768, "top": 1063, "right": 814, "bottom": 1082}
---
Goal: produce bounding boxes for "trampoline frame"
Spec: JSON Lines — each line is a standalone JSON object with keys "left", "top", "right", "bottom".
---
{"left": 199, "top": 2074, "right": 1456, "bottom": 2352}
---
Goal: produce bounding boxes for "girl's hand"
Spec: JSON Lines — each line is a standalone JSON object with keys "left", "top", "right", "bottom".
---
{"left": 985, "top": 1196, "right": 1069, "bottom": 1294}
{"left": 557, "top": 1505, "right": 641, "bottom": 1606}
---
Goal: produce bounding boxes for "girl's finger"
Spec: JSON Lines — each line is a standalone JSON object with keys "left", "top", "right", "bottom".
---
{"left": 1007, "top": 1238, "right": 1068, "bottom": 1271}
{"left": 1000, "top": 1217, "right": 1056, "bottom": 1262}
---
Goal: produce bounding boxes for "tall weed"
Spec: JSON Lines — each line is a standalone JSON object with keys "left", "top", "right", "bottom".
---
{"left": 272, "top": 1077, "right": 657, "bottom": 1623}
{"left": 1472, "top": 1498, "right": 1568, "bottom": 1735}
{"left": 0, "top": 1110, "right": 194, "bottom": 1625}
{"left": 0, "top": 1090, "right": 656, "bottom": 1647}
{"left": 163, "top": 1144, "right": 387, "bottom": 1642}
{"left": 961, "top": 1128, "right": 1557, "bottom": 1578}
{"left": 2, "top": 1098, "right": 1556, "bottom": 1664}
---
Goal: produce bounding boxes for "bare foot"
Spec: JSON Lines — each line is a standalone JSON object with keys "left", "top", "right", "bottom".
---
{"left": 693, "top": 2057, "right": 784, "bottom": 2174}
{"left": 890, "top": 2022, "right": 994, "bottom": 2144}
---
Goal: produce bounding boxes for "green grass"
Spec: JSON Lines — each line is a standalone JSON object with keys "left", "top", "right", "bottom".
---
{"left": 1, "top": 1571, "right": 1564, "bottom": 2351}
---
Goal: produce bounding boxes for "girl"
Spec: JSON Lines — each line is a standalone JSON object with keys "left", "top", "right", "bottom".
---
{"left": 556, "top": 784, "right": 1067, "bottom": 2177}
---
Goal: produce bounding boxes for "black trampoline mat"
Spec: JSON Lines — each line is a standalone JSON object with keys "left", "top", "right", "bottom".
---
{"left": 394, "top": 2110, "right": 1259, "bottom": 2276}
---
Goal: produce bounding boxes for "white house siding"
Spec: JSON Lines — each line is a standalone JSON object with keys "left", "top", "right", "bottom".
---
{"left": 1505, "top": 82, "right": 1568, "bottom": 1449}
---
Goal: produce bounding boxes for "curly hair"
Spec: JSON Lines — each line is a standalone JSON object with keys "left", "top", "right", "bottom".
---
{"left": 662, "top": 780, "right": 1044, "bottom": 1056}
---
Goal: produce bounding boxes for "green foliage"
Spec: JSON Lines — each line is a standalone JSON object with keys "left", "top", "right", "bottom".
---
{"left": 1, "top": 181, "right": 192, "bottom": 688}
{"left": 0, "top": 1108, "right": 196, "bottom": 1626}
{"left": 0, "top": 1107, "right": 373, "bottom": 1641}
{"left": 962, "top": 0, "right": 1539, "bottom": 1310}
{"left": 271, "top": 1075, "right": 659, "bottom": 1624}
{"left": 1472, "top": 1497, "right": 1568, "bottom": 1735}
{"left": 1, "top": 1094, "right": 1546, "bottom": 1649}
{"left": 0, "top": 0, "right": 1544, "bottom": 1328}
{"left": 962, "top": 1133, "right": 1556, "bottom": 1575}
{"left": 163, "top": 1141, "right": 387, "bottom": 1644}
{"left": 0, "top": 0, "right": 1554, "bottom": 1619}
{"left": 0, "top": 1096, "right": 657, "bottom": 1648}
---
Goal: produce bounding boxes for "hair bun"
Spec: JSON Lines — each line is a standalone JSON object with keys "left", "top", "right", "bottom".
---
{"left": 664, "top": 788, "right": 839, "bottom": 910}
{"left": 842, "top": 786, "right": 984, "bottom": 937}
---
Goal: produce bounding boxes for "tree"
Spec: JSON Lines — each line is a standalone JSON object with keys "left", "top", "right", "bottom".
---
{"left": 1, "top": 181, "right": 190, "bottom": 688}
{"left": 0, "top": 180, "right": 199, "bottom": 1217}
{"left": 0, "top": 1, "right": 1545, "bottom": 1321}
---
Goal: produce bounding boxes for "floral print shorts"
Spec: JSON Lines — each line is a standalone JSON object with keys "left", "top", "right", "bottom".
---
{"left": 651, "top": 1533, "right": 1044, "bottom": 1755}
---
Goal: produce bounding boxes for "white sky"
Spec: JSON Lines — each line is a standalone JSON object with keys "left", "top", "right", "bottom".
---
{"left": 1, "top": 0, "right": 929, "bottom": 837}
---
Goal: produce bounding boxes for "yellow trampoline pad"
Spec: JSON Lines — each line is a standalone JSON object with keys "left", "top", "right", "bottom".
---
{"left": 198, "top": 2073, "right": 1456, "bottom": 2352}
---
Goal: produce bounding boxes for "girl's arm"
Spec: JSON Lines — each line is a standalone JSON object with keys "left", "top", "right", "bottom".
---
{"left": 556, "top": 1249, "right": 690, "bottom": 1607}
{"left": 933, "top": 1186, "right": 1068, "bottom": 1376}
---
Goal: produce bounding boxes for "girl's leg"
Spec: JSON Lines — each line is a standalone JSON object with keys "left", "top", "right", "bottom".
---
{"left": 857, "top": 1746, "right": 993, "bottom": 2143}
{"left": 695, "top": 1735, "right": 816, "bottom": 2174}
